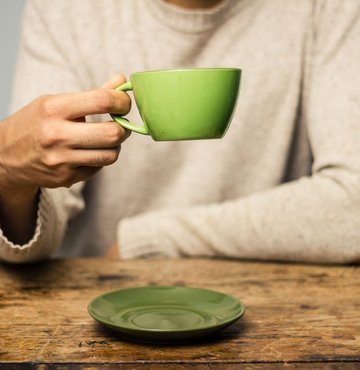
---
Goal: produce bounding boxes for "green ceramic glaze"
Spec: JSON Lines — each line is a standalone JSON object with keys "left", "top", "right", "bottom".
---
{"left": 111, "top": 68, "right": 241, "bottom": 141}
{"left": 88, "top": 286, "right": 245, "bottom": 343}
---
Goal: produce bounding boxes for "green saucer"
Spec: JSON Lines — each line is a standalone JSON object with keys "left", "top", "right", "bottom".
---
{"left": 88, "top": 286, "right": 245, "bottom": 343}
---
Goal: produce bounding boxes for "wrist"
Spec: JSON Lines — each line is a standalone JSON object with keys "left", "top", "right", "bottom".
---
{"left": 0, "top": 183, "right": 39, "bottom": 207}
{"left": 0, "top": 186, "right": 40, "bottom": 245}
{"left": 0, "top": 121, "right": 39, "bottom": 202}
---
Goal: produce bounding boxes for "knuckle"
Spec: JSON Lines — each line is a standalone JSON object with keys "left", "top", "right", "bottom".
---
{"left": 95, "top": 89, "right": 114, "bottom": 112}
{"left": 38, "top": 125, "right": 62, "bottom": 148}
{"left": 42, "top": 152, "right": 64, "bottom": 168}
{"left": 101, "top": 149, "right": 119, "bottom": 165}
{"left": 37, "top": 95, "right": 57, "bottom": 118}
{"left": 107, "top": 124, "right": 124, "bottom": 145}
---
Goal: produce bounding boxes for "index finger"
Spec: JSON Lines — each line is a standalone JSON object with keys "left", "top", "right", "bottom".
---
{"left": 100, "top": 74, "right": 127, "bottom": 89}
{"left": 43, "top": 89, "right": 131, "bottom": 119}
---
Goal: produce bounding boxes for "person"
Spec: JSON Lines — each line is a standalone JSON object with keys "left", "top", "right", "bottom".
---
{"left": 0, "top": 0, "right": 359, "bottom": 264}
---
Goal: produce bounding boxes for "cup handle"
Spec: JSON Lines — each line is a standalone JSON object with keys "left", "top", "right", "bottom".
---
{"left": 110, "top": 82, "right": 150, "bottom": 135}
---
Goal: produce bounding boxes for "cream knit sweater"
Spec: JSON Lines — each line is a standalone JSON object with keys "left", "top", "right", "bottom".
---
{"left": 1, "top": 0, "right": 359, "bottom": 263}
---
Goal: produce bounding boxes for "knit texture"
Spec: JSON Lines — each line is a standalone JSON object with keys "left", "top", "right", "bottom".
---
{"left": 1, "top": 0, "right": 359, "bottom": 263}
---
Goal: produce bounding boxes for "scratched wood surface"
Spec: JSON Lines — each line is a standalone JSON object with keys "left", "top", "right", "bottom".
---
{"left": 0, "top": 258, "right": 359, "bottom": 370}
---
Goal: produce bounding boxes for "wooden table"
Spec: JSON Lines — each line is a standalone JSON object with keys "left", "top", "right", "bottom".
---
{"left": 0, "top": 258, "right": 359, "bottom": 369}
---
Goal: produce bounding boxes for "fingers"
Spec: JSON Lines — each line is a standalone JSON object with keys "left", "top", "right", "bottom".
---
{"left": 72, "top": 147, "right": 121, "bottom": 167}
{"left": 37, "top": 88, "right": 131, "bottom": 119}
{"left": 64, "top": 121, "right": 131, "bottom": 149}
{"left": 100, "top": 74, "right": 127, "bottom": 89}
{"left": 67, "top": 89, "right": 131, "bottom": 118}
{"left": 72, "top": 166, "right": 103, "bottom": 182}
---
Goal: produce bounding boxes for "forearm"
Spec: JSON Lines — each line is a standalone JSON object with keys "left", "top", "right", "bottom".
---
{"left": 119, "top": 170, "right": 360, "bottom": 263}
{"left": 0, "top": 118, "right": 39, "bottom": 244}
{"left": 0, "top": 186, "right": 39, "bottom": 245}
{"left": 0, "top": 188, "right": 78, "bottom": 263}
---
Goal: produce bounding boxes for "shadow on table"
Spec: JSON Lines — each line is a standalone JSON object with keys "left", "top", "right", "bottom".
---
{"left": 0, "top": 259, "right": 105, "bottom": 290}
{"left": 1, "top": 259, "right": 67, "bottom": 283}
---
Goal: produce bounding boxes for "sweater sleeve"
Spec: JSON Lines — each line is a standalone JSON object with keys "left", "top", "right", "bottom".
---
{"left": 0, "top": 0, "right": 85, "bottom": 263}
{"left": 118, "top": 0, "right": 360, "bottom": 264}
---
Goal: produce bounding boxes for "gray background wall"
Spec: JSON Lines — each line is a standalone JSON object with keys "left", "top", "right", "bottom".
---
{"left": 0, "top": 0, "right": 26, "bottom": 119}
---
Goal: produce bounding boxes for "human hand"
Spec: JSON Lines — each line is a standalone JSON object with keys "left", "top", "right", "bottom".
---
{"left": 0, "top": 74, "right": 131, "bottom": 194}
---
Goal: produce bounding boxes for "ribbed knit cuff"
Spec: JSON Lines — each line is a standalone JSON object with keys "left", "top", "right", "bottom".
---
{"left": 0, "top": 188, "right": 58, "bottom": 263}
{"left": 118, "top": 212, "right": 179, "bottom": 260}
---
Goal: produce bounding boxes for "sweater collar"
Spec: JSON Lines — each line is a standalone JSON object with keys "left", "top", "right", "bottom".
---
{"left": 146, "top": 0, "right": 239, "bottom": 33}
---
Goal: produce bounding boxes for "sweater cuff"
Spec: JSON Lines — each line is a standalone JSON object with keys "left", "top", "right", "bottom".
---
{"left": 0, "top": 188, "right": 58, "bottom": 263}
{"left": 118, "top": 212, "right": 179, "bottom": 260}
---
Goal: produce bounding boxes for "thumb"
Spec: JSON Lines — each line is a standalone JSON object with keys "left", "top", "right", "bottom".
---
{"left": 100, "top": 74, "right": 127, "bottom": 89}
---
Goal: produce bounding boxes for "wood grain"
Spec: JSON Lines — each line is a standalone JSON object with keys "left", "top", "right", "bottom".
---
{"left": 0, "top": 258, "right": 359, "bottom": 369}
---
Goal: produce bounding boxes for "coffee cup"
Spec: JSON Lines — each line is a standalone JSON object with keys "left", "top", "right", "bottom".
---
{"left": 111, "top": 68, "right": 241, "bottom": 141}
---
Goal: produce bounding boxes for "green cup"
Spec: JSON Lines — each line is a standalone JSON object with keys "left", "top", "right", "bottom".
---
{"left": 111, "top": 68, "right": 241, "bottom": 141}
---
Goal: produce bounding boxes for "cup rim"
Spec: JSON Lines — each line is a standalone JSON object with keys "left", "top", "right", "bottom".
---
{"left": 131, "top": 67, "right": 241, "bottom": 76}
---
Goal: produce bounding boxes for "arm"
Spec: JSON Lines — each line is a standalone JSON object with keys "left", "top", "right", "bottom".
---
{"left": 0, "top": 181, "right": 39, "bottom": 246}
{"left": 117, "top": 0, "right": 360, "bottom": 263}
{"left": 0, "top": 1, "right": 130, "bottom": 263}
